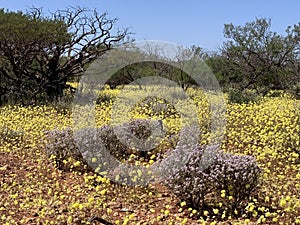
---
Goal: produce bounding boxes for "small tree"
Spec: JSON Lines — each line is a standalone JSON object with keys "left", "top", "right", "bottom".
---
{"left": 0, "top": 7, "right": 130, "bottom": 105}
{"left": 208, "top": 18, "right": 300, "bottom": 94}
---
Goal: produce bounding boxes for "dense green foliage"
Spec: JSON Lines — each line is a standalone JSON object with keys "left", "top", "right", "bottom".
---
{"left": 0, "top": 7, "right": 128, "bottom": 105}
{"left": 207, "top": 18, "right": 300, "bottom": 99}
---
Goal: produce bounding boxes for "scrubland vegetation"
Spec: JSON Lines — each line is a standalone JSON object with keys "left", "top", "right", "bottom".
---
{"left": 1, "top": 6, "right": 300, "bottom": 225}
{"left": 1, "top": 88, "right": 300, "bottom": 225}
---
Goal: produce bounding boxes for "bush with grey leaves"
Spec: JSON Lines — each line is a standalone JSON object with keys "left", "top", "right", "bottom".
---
{"left": 44, "top": 119, "right": 166, "bottom": 171}
{"left": 162, "top": 144, "right": 262, "bottom": 213}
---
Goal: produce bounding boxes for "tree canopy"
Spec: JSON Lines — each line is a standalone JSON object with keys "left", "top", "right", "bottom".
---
{"left": 0, "top": 7, "right": 129, "bottom": 105}
{"left": 2, "top": 11, "right": 300, "bottom": 105}
{"left": 207, "top": 18, "right": 300, "bottom": 96}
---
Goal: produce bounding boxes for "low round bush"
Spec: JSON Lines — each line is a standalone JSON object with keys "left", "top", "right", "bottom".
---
{"left": 162, "top": 144, "right": 262, "bottom": 213}
{"left": 44, "top": 119, "right": 168, "bottom": 171}
{"left": 44, "top": 128, "right": 87, "bottom": 171}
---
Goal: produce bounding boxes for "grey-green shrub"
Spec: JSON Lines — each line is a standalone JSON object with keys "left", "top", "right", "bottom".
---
{"left": 45, "top": 128, "right": 86, "bottom": 171}
{"left": 44, "top": 119, "right": 167, "bottom": 171}
{"left": 162, "top": 144, "right": 262, "bottom": 213}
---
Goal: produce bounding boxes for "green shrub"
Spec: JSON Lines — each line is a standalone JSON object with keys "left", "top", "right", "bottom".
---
{"left": 228, "top": 89, "right": 258, "bottom": 104}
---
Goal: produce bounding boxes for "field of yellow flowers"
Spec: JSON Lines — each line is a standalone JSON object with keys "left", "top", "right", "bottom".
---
{"left": 0, "top": 88, "right": 300, "bottom": 224}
